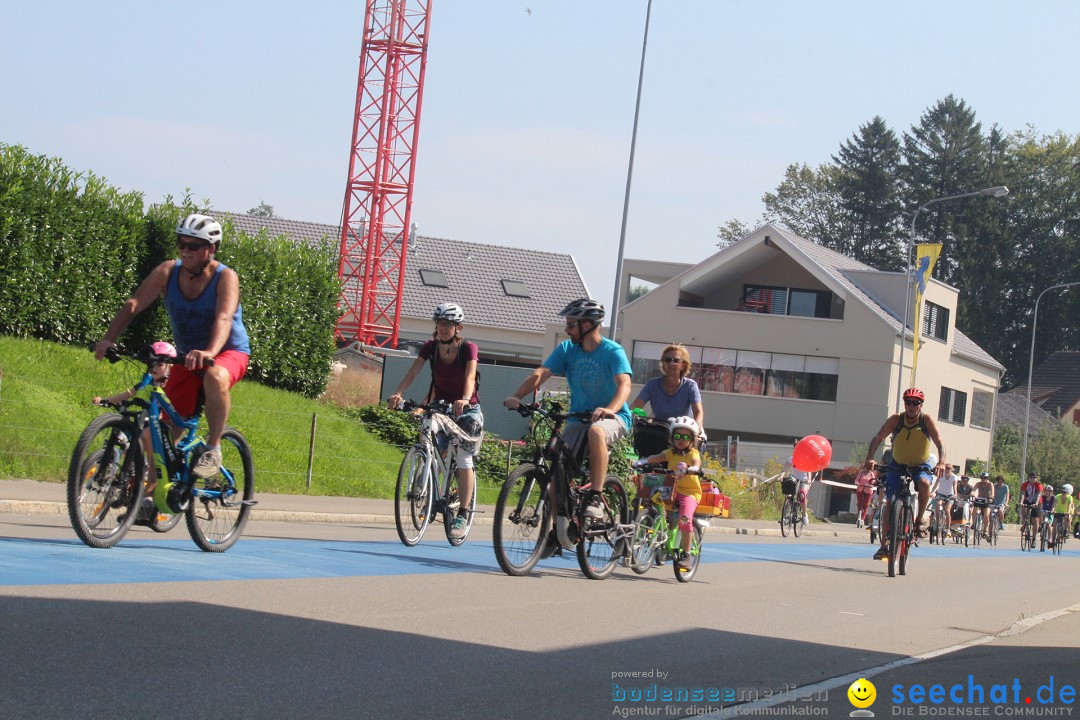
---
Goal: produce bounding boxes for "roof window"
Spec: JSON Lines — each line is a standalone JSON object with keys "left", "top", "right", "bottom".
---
{"left": 419, "top": 269, "right": 448, "bottom": 288}
{"left": 501, "top": 279, "right": 530, "bottom": 298}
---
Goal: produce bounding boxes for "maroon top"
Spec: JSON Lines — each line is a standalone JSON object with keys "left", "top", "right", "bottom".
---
{"left": 418, "top": 339, "right": 479, "bottom": 404}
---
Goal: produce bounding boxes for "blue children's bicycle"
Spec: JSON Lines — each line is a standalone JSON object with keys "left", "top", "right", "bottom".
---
{"left": 67, "top": 345, "right": 255, "bottom": 551}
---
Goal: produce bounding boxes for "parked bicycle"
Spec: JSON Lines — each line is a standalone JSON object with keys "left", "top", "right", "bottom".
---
{"left": 778, "top": 475, "right": 804, "bottom": 538}
{"left": 68, "top": 346, "right": 255, "bottom": 551}
{"left": 393, "top": 400, "right": 478, "bottom": 547}
{"left": 628, "top": 463, "right": 711, "bottom": 582}
{"left": 493, "top": 403, "right": 629, "bottom": 580}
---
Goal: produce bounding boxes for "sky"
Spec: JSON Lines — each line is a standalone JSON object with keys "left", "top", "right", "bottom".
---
{"left": 4, "top": 0, "right": 1080, "bottom": 313}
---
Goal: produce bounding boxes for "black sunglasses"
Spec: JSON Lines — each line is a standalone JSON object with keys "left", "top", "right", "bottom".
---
{"left": 904, "top": 400, "right": 923, "bottom": 406}
{"left": 177, "top": 239, "right": 211, "bottom": 252}
{"left": 662, "top": 357, "right": 682, "bottom": 363}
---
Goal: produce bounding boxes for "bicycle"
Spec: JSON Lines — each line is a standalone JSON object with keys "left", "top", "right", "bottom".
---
{"left": 986, "top": 504, "right": 1004, "bottom": 547}
{"left": 882, "top": 466, "right": 919, "bottom": 577}
{"left": 492, "top": 403, "right": 629, "bottom": 580}
{"left": 867, "top": 481, "right": 884, "bottom": 545}
{"left": 971, "top": 498, "right": 990, "bottom": 548}
{"left": 1018, "top": 503, "right": 1036, "bottom": 552}
{"left": 68, "top": 346, "right": 255, "bottom": 551}
{"left": 628, "top": 463, "right": 711, "bottom": 583}
{"left": 778, "top": 476, "right": 805, "bottom": 538}
{"left": 928, "top": 494, "right": 952, "bottom": 546}
{"left": 393, "top": 400, "right": 478, "bottom": 547}
{"left": 1049, "top": 512, "right": 1069, "bottom": 555}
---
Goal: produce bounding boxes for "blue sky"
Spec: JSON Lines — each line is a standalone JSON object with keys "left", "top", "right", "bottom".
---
{"left": 4, "top": 0, "right": 1078, "bottom": 311}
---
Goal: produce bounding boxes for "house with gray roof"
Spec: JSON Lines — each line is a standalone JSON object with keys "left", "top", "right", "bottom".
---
{"left": 1021, "top": 351, "right": 1080, "bottom": 427}
{"left": 217, "top": 210, "right": 589, "bottom": 365}
{"left": 617, "top": 224, "right": 1005, "bottom": 513}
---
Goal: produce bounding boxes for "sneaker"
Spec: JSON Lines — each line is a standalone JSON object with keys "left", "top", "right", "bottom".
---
{"left": 191, "top": 446, "right": 222, "bottom": 479}
{"left": 801, "top": 515, "right": 808, "bottom": 526}
{"left": 855, "top": 518, "right": 863, "bottom": 529}
{"left": 675, "top": 551, "right": 692, "bottom": 571}
{"left": 582, "top": 492, "right": 604, "bottom": 520}
{"left": 450, "top": 514, "right": 468, "bottom": 539}
{"left": 873, "top": 547, "right": 889, "bottom": 561}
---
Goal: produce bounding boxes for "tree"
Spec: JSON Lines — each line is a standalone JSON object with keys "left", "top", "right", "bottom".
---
{"left": 716, "top": 218, "right": 752, "bottom": 248}
{"left": 248, "top": 201, "right": 274, "bottom": 218}
{"left": 761, "top": 163, "right": 853, "bottom": 254}
{"left": 627, "top": 284, "right": 651, "bottom": 302}
{"left": 832, "top": 116, "right": 903, "bottom": 270}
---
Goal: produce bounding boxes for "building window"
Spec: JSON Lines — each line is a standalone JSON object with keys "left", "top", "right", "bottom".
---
{"left": 923, "top": 301, "right": 949, "bottom": 342}
{"left": 631, "top": 342, "right": 838, "bottom": 402}
{"left": 419, "top": 269, "right": 448, "bottom": 288}
{"left": 971, "top": 390, "right": 993, "bottom": 430}
{"left": 501, "top": 279, "right": 530, "bottom": 298}
{"left": 939, "top": 387, "right": 967, "bottom": 425}
{"left": 743, "top": 284, "right": 831, "bottom": 318}
{"left": 1073, "top": 409, "right": 1080, "bottom": 427}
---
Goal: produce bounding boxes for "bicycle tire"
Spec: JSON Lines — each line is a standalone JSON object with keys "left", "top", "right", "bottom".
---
{"left": 792, "top": 502, "right": 804, "bottom": 538}
{"left": 1020, "top": 521, "right": 1031, "bottom": 551}
{"left": 674, "top": 523, "right": 704, "bottom": 583}
{"left": 888, "top": 497, "right": 904, "bottom": 578}
{"left": 629, "top": 510, "right": 660, "bottom": 575}
{"left": 972, "top": 513, "right": 982, "bottom": 548}
{"left": 493, "top": 463, "right": 550, "bottom": 577}
{"left": 67, "top": 414, "right": 145, "bottom": 549}
{"left": 442, "top": 462, "right": 477, "bottom": 547}
{"left": 393, "top": 446, "right": 433, "bottom": 546}
{"left": 898, "top": 500, "right": 912, "bottom": 576}
{"left": 869, "top": 520, "right": 877, "bottom": 545}
{"left": 149, "top": 506, "right": 185, "bottom": 533}
{"left": 186, "top": 427, "right": 255, "bottom": 552}
{"left": 1039, "top": 523, "right": 1047, "bottom": 553}
{"left": 780, "top": 497, "right": 793, "bottom": 538}
{"left": 577, "top": 476, "right": 629, "bottom": 580}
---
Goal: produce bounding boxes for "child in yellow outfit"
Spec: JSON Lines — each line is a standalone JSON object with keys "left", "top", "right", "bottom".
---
{"left": 634, "top": 416, "right": 702, "bottom": 571}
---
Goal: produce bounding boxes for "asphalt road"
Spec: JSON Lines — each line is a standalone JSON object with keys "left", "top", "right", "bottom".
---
{"left": 2, "top": 512, "right": 1079, "bottom": 720}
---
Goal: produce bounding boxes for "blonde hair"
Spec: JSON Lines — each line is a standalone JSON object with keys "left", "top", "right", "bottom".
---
{"left": 662, "top": 344, "right": 692, "bottom": 378}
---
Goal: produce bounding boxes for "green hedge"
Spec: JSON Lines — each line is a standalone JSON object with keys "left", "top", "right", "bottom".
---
{"left": 0, "top": 146, "right": 341, "bottom": 398}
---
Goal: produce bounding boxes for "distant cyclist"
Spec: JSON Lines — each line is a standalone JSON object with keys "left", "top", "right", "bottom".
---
{"left": 1019, "top": 472, "right": 1043, "bottom": 541}
{"left": 972, "top": 472, "right": 994, "bottom": 539}
{"left": 1050, "top": 483, "right": 1074, "bottom": 548}
{"left": 929, "top": 464, "right": 959, "bottom": 536}
{"left": 388, "top": 303, "right": 482, "bottom": 539}
{"left": 862, "top": 387, "right": 947, "bottom": 561}
{"left": 782, "top": 441, "right": 813, "bottom": 526}
{"left": 991, "top": 475, "right": 1010, "bottom": 532}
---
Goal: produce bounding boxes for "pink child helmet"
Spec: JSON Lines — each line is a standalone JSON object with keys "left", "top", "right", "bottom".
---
{"left": 151, "top": 341, "right": 177, "bottom": 359}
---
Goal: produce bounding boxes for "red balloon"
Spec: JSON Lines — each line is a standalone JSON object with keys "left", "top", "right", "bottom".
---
{"left": 792, "top": 435, "right": 832, "bottom": 472}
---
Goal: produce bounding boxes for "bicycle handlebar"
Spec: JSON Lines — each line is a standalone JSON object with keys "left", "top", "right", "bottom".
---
{"left": 397, "top": 399, "right": 471, "bottom": 415}
{"left": 98, "top": 345, "right": 215, "bottom": 367}
{"left": 509, "top": 402, "right": 592, "bottom": 423}
{"left": 632, "top": 461, "right": 711, "bottom": 477}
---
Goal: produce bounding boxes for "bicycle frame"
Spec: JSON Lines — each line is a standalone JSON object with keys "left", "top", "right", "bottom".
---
{"left": 412, "top": 408, "right": 459, "bottom": 508}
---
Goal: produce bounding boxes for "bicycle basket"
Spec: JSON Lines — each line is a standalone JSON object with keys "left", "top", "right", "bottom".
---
{"left": 780, "top": 478, "right": 798, "bottom": 496}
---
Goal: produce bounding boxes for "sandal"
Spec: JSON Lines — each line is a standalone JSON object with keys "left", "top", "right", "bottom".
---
{"left": 915, "top": 521, "right": 929, "bottom": 539}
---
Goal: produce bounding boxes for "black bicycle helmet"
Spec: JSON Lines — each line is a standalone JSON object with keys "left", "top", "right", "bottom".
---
{"left": 558, "top": 298, "right": 605, "bottom": 322}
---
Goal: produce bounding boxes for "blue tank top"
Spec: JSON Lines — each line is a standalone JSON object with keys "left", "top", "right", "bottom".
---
{"left": 165, "top": 261, "right": 250, "bottom": 355}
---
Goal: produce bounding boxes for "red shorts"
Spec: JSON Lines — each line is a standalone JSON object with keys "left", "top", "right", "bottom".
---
{"left": 164, "top": 350, "right": 249, "bottom": 417}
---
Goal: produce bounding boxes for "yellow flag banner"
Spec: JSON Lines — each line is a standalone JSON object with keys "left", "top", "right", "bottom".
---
{"left": 909, "top": 243, "right": 942, "bottom": 385}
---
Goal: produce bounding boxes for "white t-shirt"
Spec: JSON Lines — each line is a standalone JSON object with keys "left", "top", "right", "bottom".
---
{"left": 785, "top": 456, "right": 810, "bottom": 483}
{"left": 936, "top": 472, "right": 958, "bottom": 497}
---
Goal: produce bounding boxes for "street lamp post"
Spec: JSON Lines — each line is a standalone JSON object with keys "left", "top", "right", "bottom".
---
{"left": 609, "top": 0, "right": 653, "bottom": 341}
{"left": 1020, "top": 281, "right": 1080, "bottom": 480}
{"left": 894, "top": 186, "right": 1009, "bottom": 412}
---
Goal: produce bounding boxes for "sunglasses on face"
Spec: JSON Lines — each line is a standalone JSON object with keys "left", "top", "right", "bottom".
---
{"left": 662, "top": 357, "right": 682, "bottom": 364}
{"left": 672, "top": 432, "right": 694, "bottom": 442}
{"left": 177, "top": 239, "right": 211, "bottom": 252}
{"left": 904, "top": 400, "right": 923, "bottom": 406}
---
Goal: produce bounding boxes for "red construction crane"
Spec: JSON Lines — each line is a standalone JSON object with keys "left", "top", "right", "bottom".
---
{"left": 336, "top": 0, "right": 432, "bottom": 347}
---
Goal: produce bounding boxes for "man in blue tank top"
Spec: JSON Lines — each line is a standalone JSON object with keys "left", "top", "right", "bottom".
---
{"left": 95, "top": 213, "right": 250, "bottom": 478}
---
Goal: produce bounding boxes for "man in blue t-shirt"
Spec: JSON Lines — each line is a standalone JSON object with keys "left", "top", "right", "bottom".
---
{"left": 505, "top": 298, "right": 632, "bottom": 520}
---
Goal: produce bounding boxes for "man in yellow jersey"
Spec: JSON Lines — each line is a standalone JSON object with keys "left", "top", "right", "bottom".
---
{"left": 1050, "top": 483, "right": 1074, "bottom": 548}
{"left": 862, "top": 387, "right": 947, "bottom": 560}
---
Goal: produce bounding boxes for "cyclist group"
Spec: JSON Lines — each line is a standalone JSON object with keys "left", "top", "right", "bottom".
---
{"left": 1019, "top": 472, "right": 1076, "bottom": 550}
{"left": 91, "top": 213, "right": 1076, "bottom": 567}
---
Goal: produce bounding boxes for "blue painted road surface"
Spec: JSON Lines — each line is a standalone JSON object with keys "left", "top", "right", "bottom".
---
{"left": 0, "top": 536, "right": 1061, "bottom": 586}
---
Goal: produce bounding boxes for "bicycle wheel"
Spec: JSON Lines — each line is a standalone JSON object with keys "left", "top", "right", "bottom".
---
{"left": 869, "top": 518, "right": 877, "bottom": 545}
{"left": 792, "top": 501, "right": 804, "bottom": 538}
{"left": 972, "top": 513, "right": 982, "bottom": 548}
{"left": 1020, "top": 521, "right": 1031, "bottom": 551}
{"left": 577, "top": 476, "right": 629, "bottom": 580}
{"left": 493, "top": 463, "right": 550, "bottom": 576}
{"left": 779, "top": 497, "right": 793, "bottom": 537}
{"left": 628, "top": 510, "right": 660, "bottom": 575}
{"left": 442, "top": 463, "right": 477, "bottom": 547}
{"left": 898, "top": 501, "right": 913, "bottom": 576}
{"left": 674, "top": 522, "right": 704, "bottom": 583}
{"left": 186, "top": 428, "right": 255, "bottom": 552}
{"left": 887, "top": 497, "right": 905, "bottom": 578}
{"left": 988, "top": 513, "right": 998, "bottom": 547}
{"left": 1039, "top": 523, "right": 1047, "bottom": 552}
{"left": 67, "top": 414, "right": 145, "bottom": 549}
{"left": 149, "top": 506, "right": 185, "bottom": 533}
{"left": 394, "top": 446, "right": 433, "bottom": 547}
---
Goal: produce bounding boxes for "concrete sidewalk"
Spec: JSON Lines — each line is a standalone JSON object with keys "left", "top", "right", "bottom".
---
{"left": 0, "top": 478, "right": 1018, "bottom": 540}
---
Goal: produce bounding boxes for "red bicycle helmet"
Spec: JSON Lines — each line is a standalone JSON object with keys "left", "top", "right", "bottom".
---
{"left": 902, "top": 387, "right": 925, "bottom": 403}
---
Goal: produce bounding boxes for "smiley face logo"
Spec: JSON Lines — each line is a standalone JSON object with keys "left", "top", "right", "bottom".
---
{"left": 848, "top": 678, "right": 877, "bottom": 709}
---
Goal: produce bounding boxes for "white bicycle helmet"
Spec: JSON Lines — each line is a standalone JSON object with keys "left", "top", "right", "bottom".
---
{"left": 558, "top": 298, "right": 605, "bottom": 322}
{"left": 432, "top": 303, "right": 464, "bottom": 324}
{"left": 1063, "top": 484, "right": 1073, "bottom": 495}
{"left": 668, "top": 416, "right": 700, "bottom": 441}
{"left": 177, "top": 213, "right": 223, "bottom": 245}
